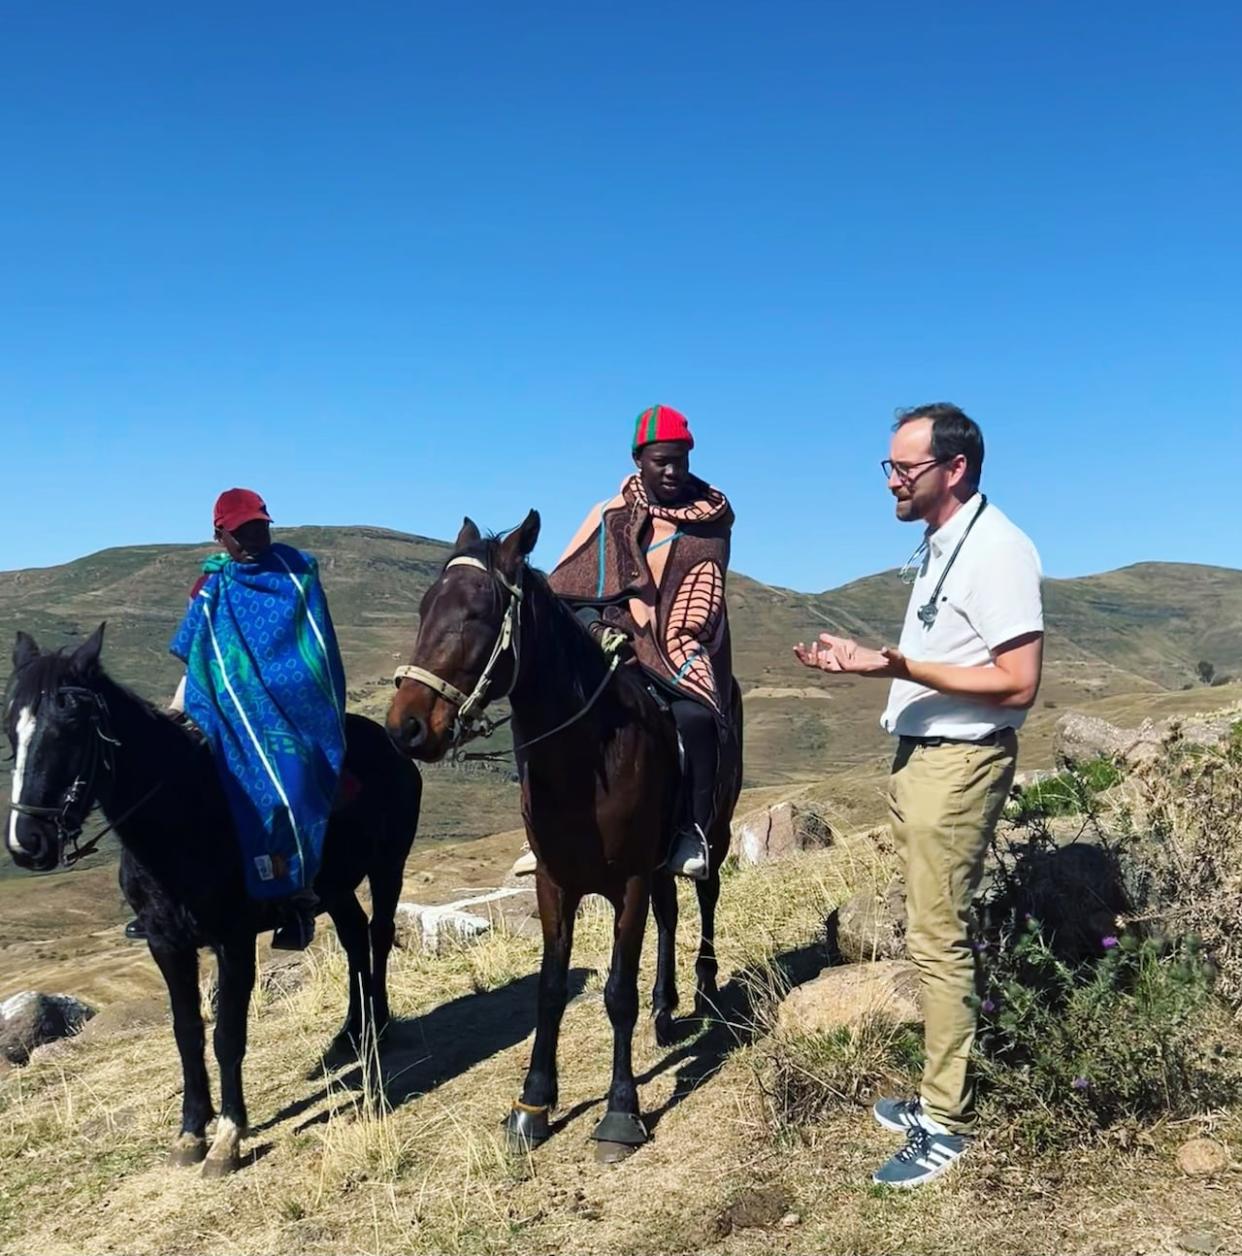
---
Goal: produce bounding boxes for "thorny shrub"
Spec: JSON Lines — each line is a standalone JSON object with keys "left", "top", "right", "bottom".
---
{"left": 975, "top": 920, "right": 1240, "bottom": 1150}
{"left": 1119, "top": 720, "right": 1242, "bottom": 1006}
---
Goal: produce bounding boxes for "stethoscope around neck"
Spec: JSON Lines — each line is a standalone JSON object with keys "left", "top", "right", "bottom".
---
{"left": 909, "top": 495, "right": 988, "bottom": 629}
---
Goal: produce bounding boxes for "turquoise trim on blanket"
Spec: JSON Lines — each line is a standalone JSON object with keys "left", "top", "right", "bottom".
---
{"left": 673, "top": 650, "right": 703, "bottom": 683}
{"left": 646, "top": 530, "right": 684, "bottom": 553}
{"left": 595, "top": 509, "right": 607, "bottom": 598}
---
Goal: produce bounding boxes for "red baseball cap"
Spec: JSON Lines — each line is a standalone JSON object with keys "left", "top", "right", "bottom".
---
{"left": 213, "top": 488, "right": 272, "bottom": 533}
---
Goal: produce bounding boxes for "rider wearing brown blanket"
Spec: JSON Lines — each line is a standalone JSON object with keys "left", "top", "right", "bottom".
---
{"left": 549, "top": 405, "right": 736, "bottom": 879}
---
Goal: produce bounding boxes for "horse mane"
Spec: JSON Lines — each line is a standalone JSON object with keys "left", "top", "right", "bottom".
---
{"left": 5, "top": 644, "right": 202, "bottom": 754}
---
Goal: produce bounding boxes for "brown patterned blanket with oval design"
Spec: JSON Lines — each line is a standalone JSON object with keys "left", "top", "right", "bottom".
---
{"left": 548, "top": 474, "right": 735, "bottom": 727}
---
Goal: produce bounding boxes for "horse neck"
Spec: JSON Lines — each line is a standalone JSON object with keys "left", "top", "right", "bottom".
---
{"left": 509, "top": 575, "right": 610, "bottom": 742}
{"left": 95, "top": 674, "right": 200, "bottom": 847}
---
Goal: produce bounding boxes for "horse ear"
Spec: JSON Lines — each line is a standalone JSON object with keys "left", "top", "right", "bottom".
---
{"left": 455, "top": 517, "right": 482, "bottom": 550}
{"left": 496, "top": 510, "right": 541, "bottom": 575}
{"left": 12, "top": 631, "right": 39, "bottom": 671}
{"left": 70, "top": 623, "right": 106, "bottom": 675}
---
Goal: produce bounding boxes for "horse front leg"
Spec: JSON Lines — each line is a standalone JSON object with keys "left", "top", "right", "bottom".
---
{"left": 693, "top": 867, "right": 722, "bottom": 1018}
{"left": 592, "top": 873, "right": 651, "bottom": 1163}
{"left": 505, "top": 868, "right": 578, "bottom": 1153}
{"left": 323, "top": 893, "right": 374, "bottom": 1056}
{"left": 650, "top": 868, "right": 680, "bottom": 1047}
{"left": 366, "top": 859, "right": 405, "bottom": 1037}
{"left": 150, "top": 942, "right": 213, "bottom": 1167}
{"left": 202, "top": 938, "right": 255, "bottom": 1178}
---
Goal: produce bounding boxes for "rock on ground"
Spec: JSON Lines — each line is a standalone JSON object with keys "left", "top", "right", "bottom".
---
{"left": 0, "top": 991, "right": 96, "bottom": 1065}
{"left": 1176, "top": 1137, "right": 1230, "bottom": 1178}
{"left": 396, "top": 887, "right": 539, "bottom": 953}
{"left": 831, "top": 877, "right": 906, "bottom": 963}
{"left": 777, "top": 960, "right": 922, "bottom": 1036}
{"left": 1053, "top": 706, "right": 1242, "bottom": 768}
{"left": 729, "top": 800, "right": 835, "bottom": 866}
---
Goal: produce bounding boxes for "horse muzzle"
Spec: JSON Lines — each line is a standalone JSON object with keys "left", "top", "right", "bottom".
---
{"left": 5, "top": 814, "right": 61, "bottom": 873}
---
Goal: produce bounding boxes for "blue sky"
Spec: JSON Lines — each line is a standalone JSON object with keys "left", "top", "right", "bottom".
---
{"left": 2, "top": 2, "right": 1239, "bottom": 592}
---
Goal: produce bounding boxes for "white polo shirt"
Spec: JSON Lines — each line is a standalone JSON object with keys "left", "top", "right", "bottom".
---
{"left": 881, "top": 493, "right": 1043, "bottom": 740}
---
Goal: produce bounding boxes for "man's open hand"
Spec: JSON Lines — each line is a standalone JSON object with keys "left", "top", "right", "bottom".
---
{"left": 793, "top": 633, "right": 906, "bottom": 678}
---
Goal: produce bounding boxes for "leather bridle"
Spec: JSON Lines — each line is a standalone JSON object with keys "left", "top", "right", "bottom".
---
{"left": 392, "top": 556, "right": 524, "bottom": 751}
{"left": 8, "top": 684, "right": 158, "bottom": 867}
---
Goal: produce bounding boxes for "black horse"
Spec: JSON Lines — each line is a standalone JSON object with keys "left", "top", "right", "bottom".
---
{"left": 4, "top": 626, "right": 422, "bottom": 1177}
{"left": 387, "top": 513, "right": 742, "bottom": 1162}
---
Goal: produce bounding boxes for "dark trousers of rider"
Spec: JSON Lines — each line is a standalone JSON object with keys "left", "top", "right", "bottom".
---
{"left": 669, "top": 698, "right": 717, "bottom": 834}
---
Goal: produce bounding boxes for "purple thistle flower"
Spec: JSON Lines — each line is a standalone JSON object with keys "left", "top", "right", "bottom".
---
{"left": 981, "top": 998, "right": 997, "bottom": 1014}
{"left": 1101, "top": 936, "right": 1120, "bottom": 950}
{"left": 1071, "top": 1077, "right": 1090, "bottom": 1091}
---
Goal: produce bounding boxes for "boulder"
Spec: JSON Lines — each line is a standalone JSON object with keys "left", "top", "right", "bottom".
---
{"left": 78, "top": 996, "right": 168, "bottom": 1042}
{"left": 1052, "top": 706, "right": 1242, "bottom": 769}
{"left": 729, "top": 801, "right": 834, "bottom": 866}
{"left": 831, "top": 878, "right": 906, "bottom": 963}
{"left": 777, "top": 960, "right": 922, "bottom": 1036}
{"left": 1177, "top": 1137, "right": 1230, "bottom": 1178}
{"left": 396, "top": 887, "right": 539, "bottom": 953}
{"left": 0, "top": 991, "right": 96, "bottom": 1065}
{"left": 1052, "top": 712, "right": 1150, "bottom": 767}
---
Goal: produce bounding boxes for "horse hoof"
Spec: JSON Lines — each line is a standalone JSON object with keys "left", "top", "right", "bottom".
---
{"left": 595, "top": 1139, "right": 640, "bottom": 1165}
{"left": 590, "top": 1110, "right": 647, "bottom": 1164}
{"left": 653, "top": 1010, "right": 677, "bottom": 1048}
{"left": 201, "top": 1152, "right": 240, "bottom": 1179}
{"left": 503, "top": 1103, "right": 550, "bottom": 1154}
{"left": 167, "top": 1135, "right": 207, "bottom": 1167}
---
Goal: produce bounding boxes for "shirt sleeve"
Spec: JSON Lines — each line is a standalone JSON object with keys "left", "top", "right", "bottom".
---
{"left": 959, "top": 535, "right": 1044, "bottom": 652}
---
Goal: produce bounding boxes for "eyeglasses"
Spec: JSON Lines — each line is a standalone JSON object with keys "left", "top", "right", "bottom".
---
{"left": 881, "top": 457, "right": 947, "bottom": 485}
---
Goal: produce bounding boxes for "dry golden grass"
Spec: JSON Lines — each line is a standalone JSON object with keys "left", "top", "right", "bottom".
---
{"left": 2, "top": 831, "right": 1241, "bottom": 1256}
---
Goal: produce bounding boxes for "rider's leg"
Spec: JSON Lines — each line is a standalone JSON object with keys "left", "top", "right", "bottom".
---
{"left": 667, "top": 699, "right": 717, "bottom": 881}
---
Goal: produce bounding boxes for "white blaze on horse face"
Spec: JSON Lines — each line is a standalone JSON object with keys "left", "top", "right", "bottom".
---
{"left": 7, "top": 706, "right": 36, "bottom": 854}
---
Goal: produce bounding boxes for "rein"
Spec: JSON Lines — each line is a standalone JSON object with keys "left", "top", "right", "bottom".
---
{"left": 9, "top": 685, "right": 161, "bottom": 867}
{"left": 392, "top": 554, "right": 620, "bottom": 762}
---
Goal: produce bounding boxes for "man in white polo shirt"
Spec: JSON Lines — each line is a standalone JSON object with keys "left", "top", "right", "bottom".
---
{"left": 794, "top": 402, "right": 1043, "bottom": 1188}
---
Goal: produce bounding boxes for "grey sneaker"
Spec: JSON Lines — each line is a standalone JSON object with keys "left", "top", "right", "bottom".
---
{"left": 872, "top": 1125, "right": 970, "bottom": 1188}
{"left": 667, "top": 824, "right": 710, "bottom": 881}
{"left": 872, "top": 1096, "right": 927, "bottom": 1133}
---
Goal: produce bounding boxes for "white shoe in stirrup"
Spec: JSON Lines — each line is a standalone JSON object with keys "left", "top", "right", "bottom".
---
{"left": 511, "top": 841, "right": 538, "bottom": 878}
{"left": 668, "top": 824, "right": 710, "bottom": 881}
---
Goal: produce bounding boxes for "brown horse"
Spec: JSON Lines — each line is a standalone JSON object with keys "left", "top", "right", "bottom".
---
{"left": 385, "top": 511, "right": 741, "bottom": 1161}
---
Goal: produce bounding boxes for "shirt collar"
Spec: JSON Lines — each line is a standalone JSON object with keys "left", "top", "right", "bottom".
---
{"left": 926, "top": 492, "right": 982, "bottom": 559}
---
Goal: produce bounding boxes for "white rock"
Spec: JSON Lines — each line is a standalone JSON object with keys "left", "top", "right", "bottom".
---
{"left": 397, "top": 887, "right": 536, "bottom": 953}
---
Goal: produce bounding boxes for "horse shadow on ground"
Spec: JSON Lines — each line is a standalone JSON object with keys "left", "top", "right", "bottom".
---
{"left": 549, "top": 940, "right": 831, "bottom": 1138}
{"left": 252, "top": 967, "right": 591, "bottom": 1135}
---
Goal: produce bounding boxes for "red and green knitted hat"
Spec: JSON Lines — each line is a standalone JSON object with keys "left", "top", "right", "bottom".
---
{"left": 632, "top": 404, "right": 694, "bottom": 453}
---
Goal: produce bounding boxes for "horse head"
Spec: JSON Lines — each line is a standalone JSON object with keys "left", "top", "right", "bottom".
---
{"left": 5, "top": 625, "right": 108, "bottom": 872}
{"left": 386, "top": 510, "right": 540, "bottom": 761}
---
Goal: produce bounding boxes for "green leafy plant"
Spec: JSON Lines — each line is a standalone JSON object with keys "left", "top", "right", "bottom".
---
{"left": 976, "top": 920, "right": 1239, "bottom": 1150}
{"left": 1005, "top": 758, "right": 1123, "bottom": 823}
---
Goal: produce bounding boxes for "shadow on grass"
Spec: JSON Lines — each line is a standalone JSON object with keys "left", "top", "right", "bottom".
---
{"left": 547, "top": 941, "right": 830, "bottom": 1139}
{"left": 254, "top": 967, "right": 591, "bottom": 1134}
{"left": 637, "top": 941, "right": 829, "bottom": 1133}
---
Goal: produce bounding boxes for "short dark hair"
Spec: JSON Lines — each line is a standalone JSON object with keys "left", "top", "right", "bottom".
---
{"left": 894, "top": 402, "right": 984, "bottom": 489}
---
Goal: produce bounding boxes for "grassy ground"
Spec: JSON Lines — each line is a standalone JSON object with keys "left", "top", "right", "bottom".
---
{"left": 2, "top": 831, "right": 1239, "bottom": 1256}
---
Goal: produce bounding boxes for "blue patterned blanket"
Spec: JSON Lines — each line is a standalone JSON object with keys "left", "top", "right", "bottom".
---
{"left": 170, "top": 544, "right": 347, "bottom": 900}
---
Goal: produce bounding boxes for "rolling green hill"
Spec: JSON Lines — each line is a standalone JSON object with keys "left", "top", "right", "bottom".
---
{"left": 3, "top": 529, "right": 1241, "bottom": 822}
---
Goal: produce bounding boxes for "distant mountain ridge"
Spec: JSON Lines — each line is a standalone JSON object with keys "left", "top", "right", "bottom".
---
{"left": 3, "top": 528, "right": 1241, "bottom": 795}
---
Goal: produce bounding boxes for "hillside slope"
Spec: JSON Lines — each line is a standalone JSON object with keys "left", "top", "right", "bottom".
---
{"left": 3, "top": 532, "right": 1241, "bottom": 797}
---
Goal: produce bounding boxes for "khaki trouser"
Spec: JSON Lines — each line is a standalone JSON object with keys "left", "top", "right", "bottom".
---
{"left": 888, "top": 730, "right": 1017, "bottom": 1135}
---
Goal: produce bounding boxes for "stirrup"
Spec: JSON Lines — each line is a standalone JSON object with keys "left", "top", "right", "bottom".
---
{"left": 667, "top": 823, "right": 710, "bottom": 881}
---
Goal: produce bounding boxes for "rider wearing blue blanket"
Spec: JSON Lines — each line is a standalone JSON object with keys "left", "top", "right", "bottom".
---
{"left": 169, "top": 488, "right": 347, "bottom": 950}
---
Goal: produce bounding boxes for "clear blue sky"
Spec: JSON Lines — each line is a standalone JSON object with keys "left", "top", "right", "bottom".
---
{"left": 3, "top": 2, "right": 1239, "bottom": 592}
